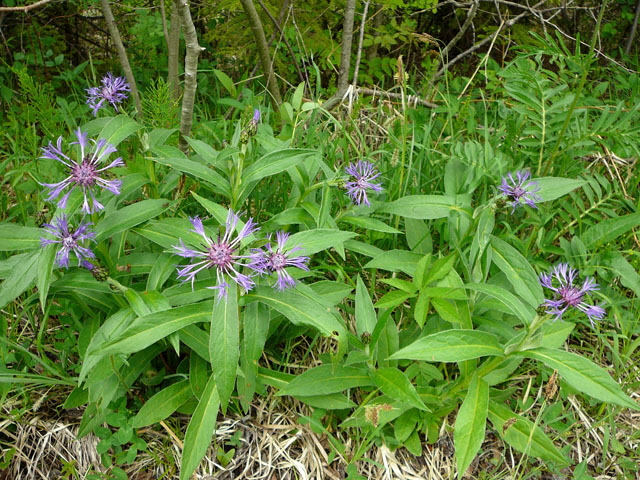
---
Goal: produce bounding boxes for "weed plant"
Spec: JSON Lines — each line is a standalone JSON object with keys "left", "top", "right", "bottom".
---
{"left": 1, "top": 35, "right": 639, "bottom": 479}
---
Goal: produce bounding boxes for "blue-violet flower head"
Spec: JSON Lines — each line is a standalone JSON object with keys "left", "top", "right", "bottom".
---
{"left": 498, "top": 170, "right": 542, "bottom": 211}
{"left": 86, "top": 72, "right": 130, "bottom": 116}
{"left": 172, "top": 211, "right": 260, "bottom": 300}
{"left": 249, "top": 231, "right": 310, "bottom": 291}
{"left": 40, "top": 215, "right": 96, "bottom": 269}
{"left": 344, "top": 160, "right": 383, "bottom": 206}
{"left": 40, "top": 129, "right": 124, "bottom": 213}
{"left": 251, "top": 109, "right": 261, "bottom": 126}
{"left": 539, "top": 263, "right": 606, "bottom": 326}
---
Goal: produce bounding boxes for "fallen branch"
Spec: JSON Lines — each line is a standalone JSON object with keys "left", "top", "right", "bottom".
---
{"left": 357, "top": 88, "right": 437, "bottom": 108}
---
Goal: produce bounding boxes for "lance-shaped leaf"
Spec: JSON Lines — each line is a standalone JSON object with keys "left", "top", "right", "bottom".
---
{"left": 388, "top": 330, "right": 504, "bottom": 363}
{"left": 515, "top": 348, "right": 638, "bottom": 410}
{"left": 180, "top": 375, "right": 220, "bottom": 480}
{"left": 488, "top": 401, "right": 570, "bottom": 466}
{"left": 132, "top": 381, "right": 193, "bottom": 428}
{"left": 373, "top": 368, "right": 429, "bottom": 411}
{"left": 95, "top": 301, "right": 214, "bottom": 355}
{"left": 247, "top": 287, "right": 345, "bottom": 336}
{"left": 454, "top": 375, "right": 489, "bottom": 478}
{"left": 378, "top": 195, "right": 464, "bottom": 219}
{"left": 210, "top": 283, "right": 239, "bottom": 411}
{"left": 490, "top": 236, "right": 544, "bottom": 309}
{"left": 278, "top": 364, "right": 374, "bottom": 397}
{"left": 96, "top": 199, "right": 174, "bottom": 243}
{"left": 535, "top": 177, "right": 585, "bottom": 202}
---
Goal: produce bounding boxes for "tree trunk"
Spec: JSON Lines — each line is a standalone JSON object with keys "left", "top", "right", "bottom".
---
{"left": 240, "top": 0, "right": 283, "bottom": 108}
{"left": 172, "top": 0, "right": 204, "bottom": 152}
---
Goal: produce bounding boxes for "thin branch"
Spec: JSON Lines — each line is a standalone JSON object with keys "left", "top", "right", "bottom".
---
{"left": 351, "top": 0, "right": 370, "bottom": 90}
{"left": 440, "top": 0, "right": 479, "bottom": 59}
{"left": 0, "top": 0, "right": 54, "bottom": 12}
{"left": 434, "top": 0, "right": 547, "bottom": 79}
{"left": 256, "top": 0, "right": 307, "bottom": 88}
{"left": 172, "top": 0, "right": 204, "bottom": 152}
{"left": 99, "top": 0, "right": 143, "bottom": 116}
{"left": 625, "top": 0, "right": 640, "bottom": 55}
{"left": 240, "top": 0, "right": 282, "bottom": 107}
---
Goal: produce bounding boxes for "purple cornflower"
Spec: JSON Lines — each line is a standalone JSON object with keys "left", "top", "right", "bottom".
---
{"left": 498, "top": 170, "right": 542, "bottom": 211}
{"left": 41, "top": 129, "right": 124, "bottom": 213}
{"left": 539, "top": 263, "right": 606, "bottom": 326}
{"left": 249, "top": 231, "right": 310, "bottom": 291}
{"left": 40, "top": 215, "right": 96, "bottom": 269}
{"left": 172, "top": 212, "right": 260, "bottom": 300}
{"left": 344, "top": 160, "right": 383, "bottom": 206}
{"left": 86, "top": 72, "right": 130, "bottom": 116}
{"left": 251, "top": 109, "right": 261, "bottom": 126}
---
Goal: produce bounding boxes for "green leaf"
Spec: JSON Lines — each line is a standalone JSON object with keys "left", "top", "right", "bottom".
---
{"left": 0, "top": 369, "right": 75, "bottom": 386}
{"left": 210, "top": 283, "right": 239, "bottom": 411}
{"left": 454, "top": 375, "right": 489, "bottom": 479}
{"left": 463, "top": 283, "right": 536, "bottom": 325}
{"left": 146, "top": 253, "right": 176, "bottom": 291}
{"left": 278, "top": 365, "right": 373, "bottom": 396}
{"left": 355, "top": 275, "right": 377, "bottom": 335}
{"left": 80, "top": 308, "right": 136, "bottom": 383}
{"left": 373, "top": 368, "right": 429, "bottom": 411}
{"left": 535, "top": 177, "right": 585, "bottom": 202}
{"left": 213, "top": 68, "right": 237, "bottom": 97}
{"left": 287, "top": 229, "right": 357, "bottom": 257}
{"left": 135, "top": 218, "right": 193, "bottom": 249}
{"left": 293, "top": 393, "right": 356, "bottom": 410}
{"left": 490, "top": 236, "right": 544, "bottom": 308}
{"left": 179, "top": 325, "right": 209, "bottom": 360}
{"left": 150, "top": 151, "right": 231, "bottom": 197}
{"left": 180, "top": 375, "right": 220, "bottom": 480}
{"left": 339, "top": 216, "right": 401, "bottom": 234}
{"left": 378, "top": 195, "right": 465, "bottom": 219}
{"left": 239, "top": 302, "right": 270, "bottom": 409}
{"left": 363, "top": 250, "right": 423, "bottom": 276}
{"left": 97, "top": 114, "right": 142, "bottom": 147}
{"left": 123, "top": 289, "right": 171, "bottom": 318}
{"left": 388, "top": 330, "right": 504, "bottom": 362}
{"left": 37, "top": 244, "right": 57, "bottom": 311}
{"left": 0, "top": 252, "right": 32, "bottom": 279}
{"left": 185, "top": 137, "right": 220, "bottom": 165}
{"left": 0, "top": 250, "right": 39, "bottom": 309}
{"left": 95, "top": 301, "right": 214, "bottom": 355}
{"left": 488, "top": 401, "right": 569, "bottom": 466}
{"left": 96, "top": 199, "right": 173, "bottom": 243}
{"left": 582, "top": 213, "right": 640, "bottom": 249}
{"left": 600, "top": 252, "right": 640, "bottom": 298}
{"left": 0, "top": 223, "right": 42, "bottom": 251}
{"left": 247, "top": 287, "right": 345, "bottom": 336}
{"left": 515, "top": 348, "right": 639, "bottom": 410}
{"left": 131, "top": 381, "right": 193, "bottom": 428}
{"left": 291, "top": 82, "right": 305, "bottom": 111}
{"left": 242, "top": 149, "right": 316, "bottom": 185}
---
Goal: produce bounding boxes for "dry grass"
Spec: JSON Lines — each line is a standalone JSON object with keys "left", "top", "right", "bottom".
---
{"left": 2, "top": 382, "right": 638, "bottom": 480}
